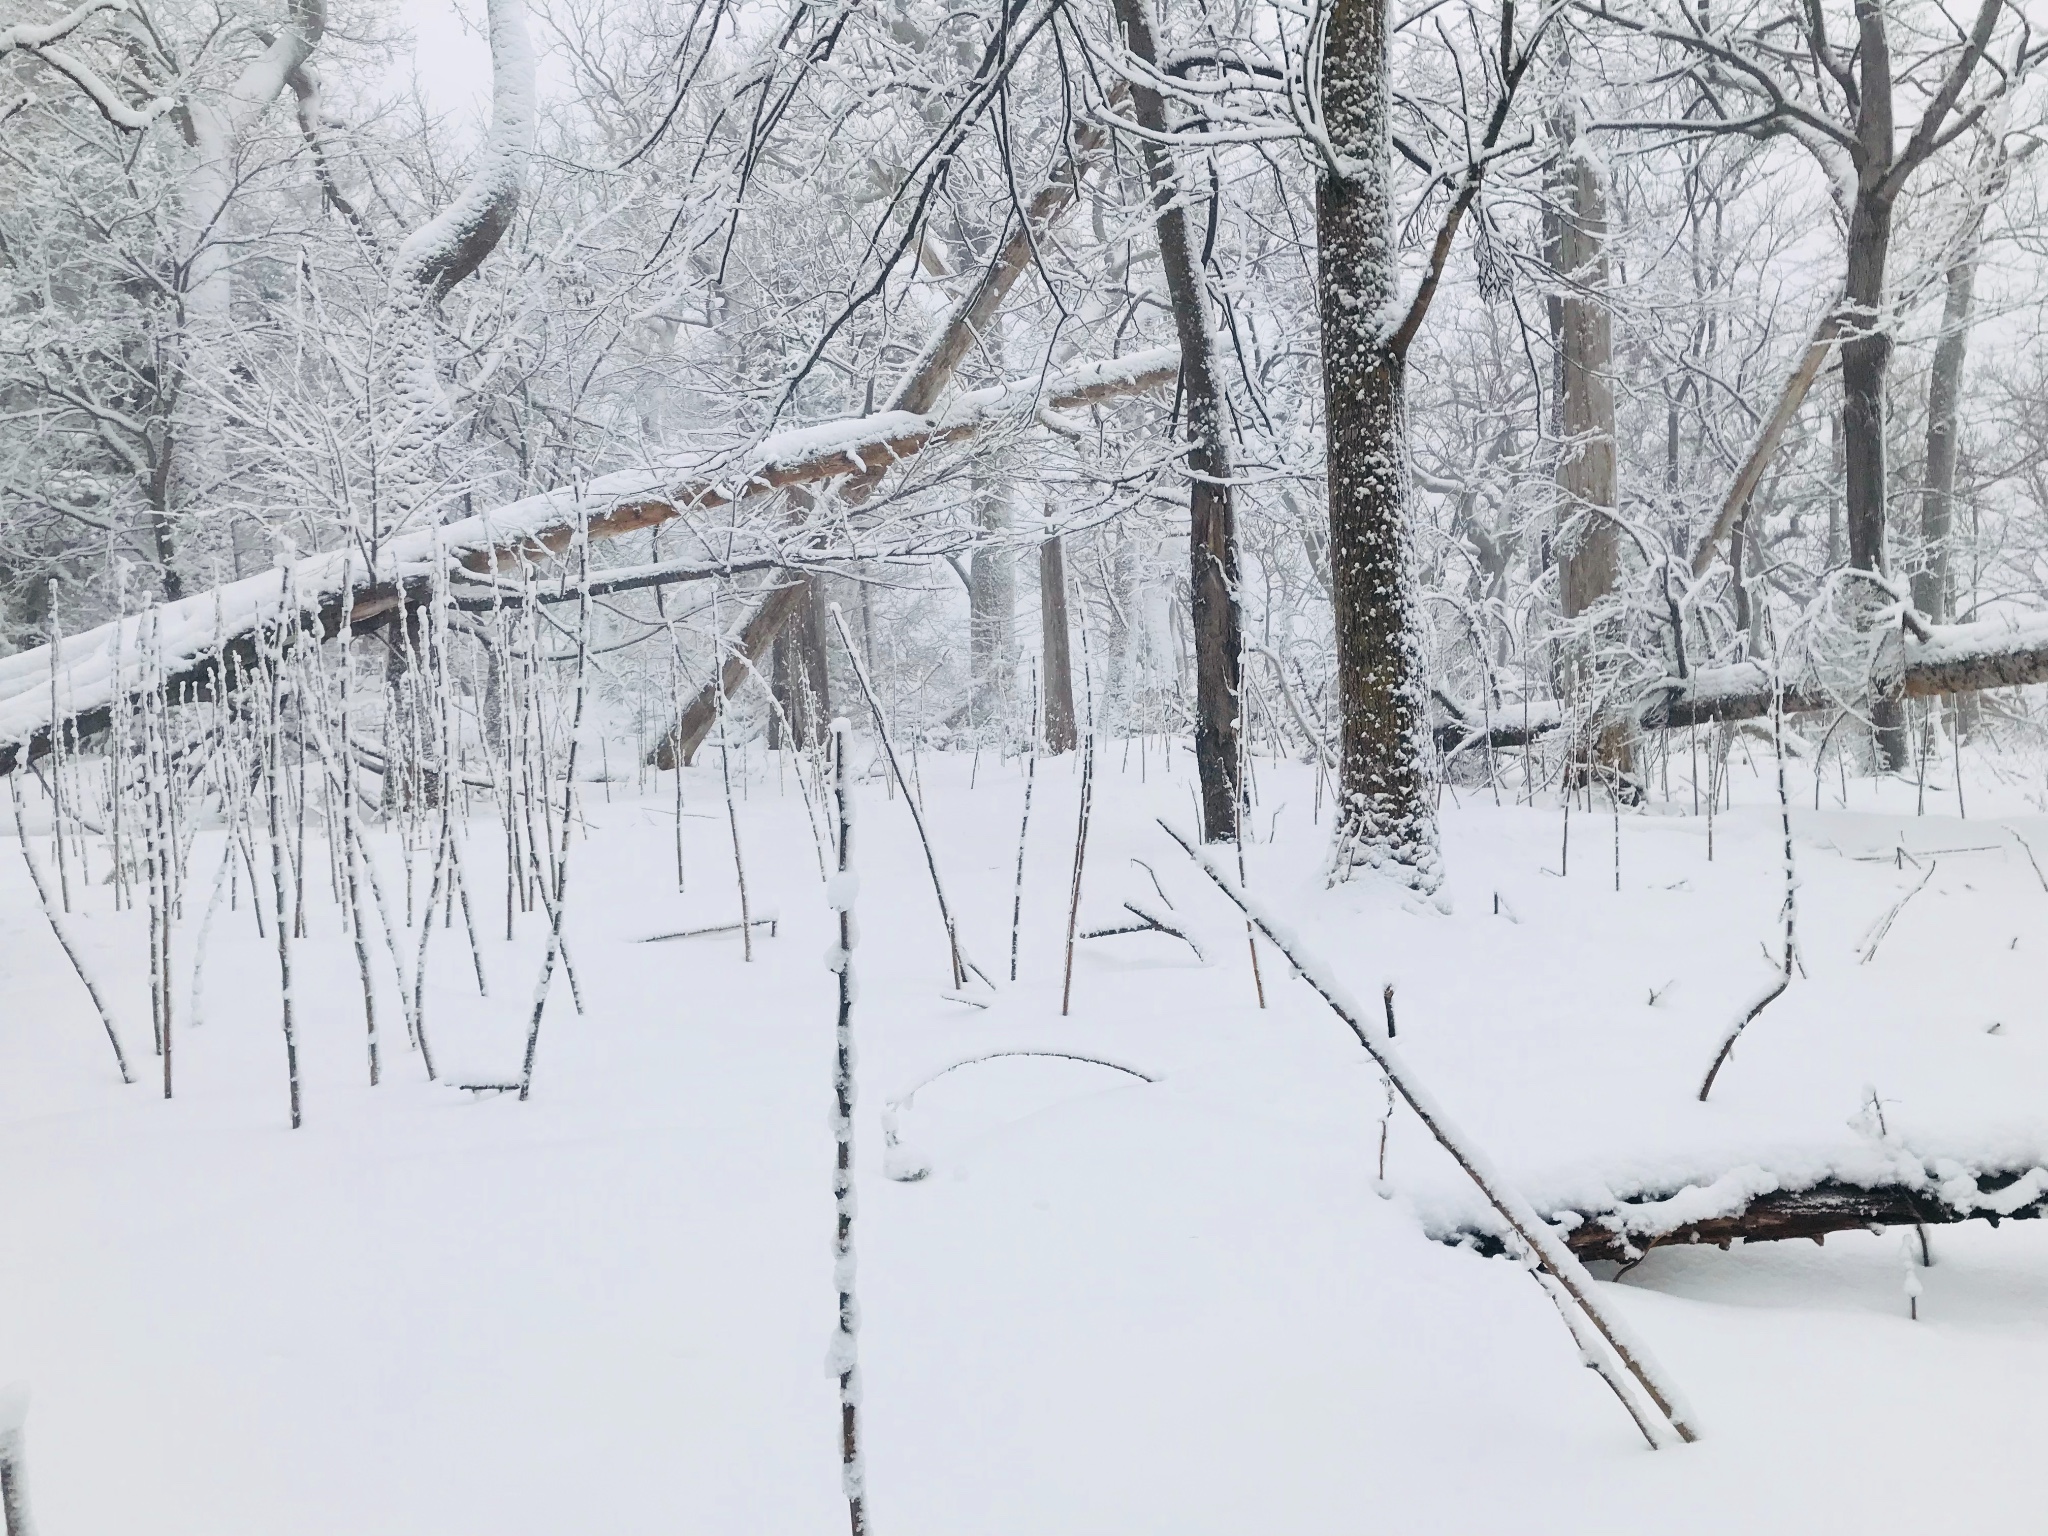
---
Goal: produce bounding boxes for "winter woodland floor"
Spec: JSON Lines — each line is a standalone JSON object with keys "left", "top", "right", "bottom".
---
{"left": 6, "top": 733, "right": 2048, "bottom": 1533}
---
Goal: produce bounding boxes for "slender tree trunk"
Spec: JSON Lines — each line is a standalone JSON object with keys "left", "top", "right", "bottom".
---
{"left": 1109, "top": 0, "right": 1241, "bottom": 841}
{"left": 796, "top": 576, "right": 833, "bottom": 746}
{"left": 1843, "top": 0, "right": 1910, "bottom": 769}
{"left": 1316, "top": 0, "right": 1441, "bottom": 890}
{"left": 1039, "top": 533, "right": 1079, "bottom": 753}
{"left": 1917, "top": 239, "right": 1978, "bottom": 628}
{"left": 968, "top": 479, "right": 1016, "bottom": 729}
{"left": 768, "top": 635, "right": 789, "bottom": 752}
{"left": 1842, "top": 194, "right": 1907, "bottom": 767}
{"left": 770, "top": 572, "right": 833, "bottom": 751}
{"left": 1552, "top": 133, "right": 1632, "bottom": 779}
{"left": 1555, "top": 154, "right": 1618, "bottom": 620}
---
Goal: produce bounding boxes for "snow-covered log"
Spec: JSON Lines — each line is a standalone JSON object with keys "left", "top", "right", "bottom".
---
{"left": 1435, "top": 609, "right": 2048, "bottom": 754}
{"left": 0, "top": 345, "right": 1180, "bottom": 776}
{"left": 1452, "top": 1163, "right": 2048, "bottom": 1265}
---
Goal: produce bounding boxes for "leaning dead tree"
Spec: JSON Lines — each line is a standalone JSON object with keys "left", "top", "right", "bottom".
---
{"left": 0, "top": 346, "right": 1181, "bottom": 776}
{"left": 647, "top": 117, "right": 1115, "bottom": 769}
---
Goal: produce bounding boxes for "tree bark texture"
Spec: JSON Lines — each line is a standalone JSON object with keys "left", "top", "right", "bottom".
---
{"left": 1109, "top": 0, "right": 1241, "bottom": 841}
{"left": 1315, "top": 0, "right": 1441, "bottom": 890}
{"left": 1554, "top": 152, "right": 1618, "bottom": 622}
{"left": 1916, "top": 232, "right": 1981, "bottom": 628}
{"left": 1841, "top": 3, "right": 1910, "bottom": 767}
{"left": 1039, "top": 533, "right": 1079, "bottom": 754}
{"left": 770, "top": 578, "right": 833, "bottom": 751}
{"left": 968, "top": 478, "right": 1016, "bottom": 727}
{"left": 1552, "top": 137, "right": 1633, "bottom": 778}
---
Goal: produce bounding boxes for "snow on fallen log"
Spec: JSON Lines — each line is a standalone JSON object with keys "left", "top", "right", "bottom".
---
{"left": 1436, "top": 609, "right": 2048, "bottom": 753}
{"left": 1443, "top": 1157, "right": 2048, "bottom": 1264}
{"left": 1159, "top": 819, "right": 1698, "bottom": 1449}
{"left": 0, "top": 344, "right": 1179, "bottom": 775}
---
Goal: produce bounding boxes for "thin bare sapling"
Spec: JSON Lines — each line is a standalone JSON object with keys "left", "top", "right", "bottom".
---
{"left": 258, "top": 603, "right": 303, "bottom": 1128}
{"left": 516, "top": 526, "right": 596, "bottom": 1100}
{"left": 1061, "top": 727, "right": 1096, "bottom": 1017}
{"left": 9, "top": 775, "right": 131, "bottom": 1083}
{"left": 1697, "top": 648, "right": 1798, "bottom": 1101}
{"left": 1011, "top": 664, "right": 1040, "bottom": 981}
{"left": 827, "top": 602, "right": 984, "bottom": 991}
{"left": 824, "top": 718, "right": 871, "bottom": 1536}
{"left": 711, "top": 617, "right": 754, "bottom": 962}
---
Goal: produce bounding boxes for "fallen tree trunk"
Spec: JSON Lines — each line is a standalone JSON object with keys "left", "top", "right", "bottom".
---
{"left": 0, "top": 344, "right": 1179, "bottom": 777}
{"left": 1450, "top": 1164, "right": 2048, "bottom": 1264}
{"left": 1434, "top": 609, "right": 2048, "bottom": 755}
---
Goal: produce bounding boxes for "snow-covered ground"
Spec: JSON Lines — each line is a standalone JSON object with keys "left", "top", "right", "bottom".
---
{"left": 5, "top": 735, "right": 2048, "bottom": 1533}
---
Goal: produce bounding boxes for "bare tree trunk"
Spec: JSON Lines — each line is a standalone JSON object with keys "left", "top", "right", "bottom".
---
{"left": 1842, "top": 191, "right": 1908, "bottom": 766}
{"left": 768, "top": 634, "right": 790, "bottom": 752}
{"left": 1109, "top": 0, "right": 1241, "bottom": 841}
{"left": 376, "top": 0, "right": 535, "bottom": 547}
{"left": 1552, "top": 129, "right": 1632, "bottom": 778}
{"left": 795, "top": 575, "right": 833, "bottom": 746}
{"left": 968, "top": 479, "right": 1016, "bottom": 730}
{"left": 1917, "top": 233, "right": 1981, "bottom": 629}
{"left": 1555, "top": 154, "right": 1618, "bottom": 620}
{"left": 1039, "top": 533, "right": 1079, "bottom": 753}
{"left": 654, "top": 579, "right": 807, "bottom": 769}
{"left": 1316, "top": 0, "right": 1441, "bottom": 890}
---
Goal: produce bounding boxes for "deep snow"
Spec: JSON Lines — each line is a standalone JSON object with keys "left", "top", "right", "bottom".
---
{"left": 5, "top": 734, "right": 2048, "bottom": 1533}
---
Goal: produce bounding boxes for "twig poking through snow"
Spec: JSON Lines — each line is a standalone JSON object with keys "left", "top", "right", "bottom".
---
{"left": 1062, "top": 730, "right": 1096, "bottom": 1016}
{"left": 9, "top": 777, "right": 129, "bottom": 1084}
{"left": 514, "top": 522, "right": 594, "bottom": 1101}
{"left": 825, "top": 720, "right": 870, "bottom": 1535}
{"left": 1697, "top": 657, "right": 1798, "bottom": 1102}
{"left": 640, "top": 916, "right": 779, "bottom": 943}
{"left": 828, "top": 603, "right": 972, "bottom": 991}
{"left": 1010, "top": 665, "right": 1039, "bottom": 983}
{"left": 1080, "top": 900, "right": 1205, "bottom": 961}
{"left": 1857, "top": 859, "right": 1937, "bottom": 966}
{"left": 2009, "top": 827, "right": 2048, "bottom": 893}
{"left": 1159, "top": 818, "right": 1698, "bottom": 1449}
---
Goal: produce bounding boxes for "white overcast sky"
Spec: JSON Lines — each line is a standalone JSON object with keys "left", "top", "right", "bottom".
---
{"left": 401, "top": 0, "right": 506, "bottom": 132}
